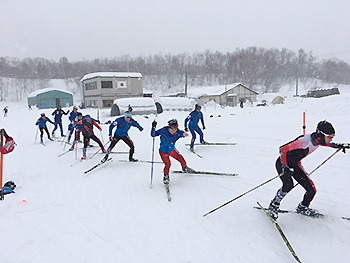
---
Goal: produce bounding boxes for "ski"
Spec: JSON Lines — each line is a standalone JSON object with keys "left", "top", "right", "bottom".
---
{"left": 58, "top": 149, "right": 73, "bottom": 157}
{"left": 185, "top": 142, "right": 236, "bottom": 146}
{"left": 342, "top": 217, "right": 350, "bottom": 221}
{"left": 164, "top": 183, "right": 171, "bottom": 201}
{"left": 118, "top": 160, "right": 163, "bottom": 164}
{"left": 173, "top": 170, "right": 237, "bottom": 176}
{"left": 253, "top": 206, "right": 325, "bottom": 219}
{"left": 257, "top": 202, "right": 302, "bottom": 263}
{"left": 187, "top": 148, "right": 203, "bottom": 158}
{"left": 84, "top": 158, "right": 112, "bottom": 174}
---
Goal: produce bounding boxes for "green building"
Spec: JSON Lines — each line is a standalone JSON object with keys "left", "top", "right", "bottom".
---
{"left": 28, "top": 88, "right": 74, "bottom": 109}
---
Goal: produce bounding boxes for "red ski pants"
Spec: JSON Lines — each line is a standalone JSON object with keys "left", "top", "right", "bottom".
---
{"left": 159, "top": 149, "right": 187, "bottom": 175}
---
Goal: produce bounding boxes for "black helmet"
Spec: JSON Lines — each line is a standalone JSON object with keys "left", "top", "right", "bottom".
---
{"left": 317, "top": 120, "right": 335, "bottom": 135}
{"left": 195, "top": 104, "right": 201, "bottom": 110}
{"left": 41, "top": 113, "right": 45, "bottom": 117}
{"left": 4, "top": 180, "right": 16, "bottom": 190}
{"left": 168, "top": 119, "right": 178, "bottom": 127}
{"left": 77, "top": 112, "right": 82, "bottom": 117}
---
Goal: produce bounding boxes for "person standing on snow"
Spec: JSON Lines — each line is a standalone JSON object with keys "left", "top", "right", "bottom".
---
{"left": 35, "top": 113, "right": 55, "bottom": 143}
{"left": 151, "top": 119, "right": 195, "bottom": 185}
{"left": 268, "top": 120, "right": 349, "bottom": 220}
{"left": 101, "top": 111, "right": 143, "bottom": 163}
{"left": 76, "top": 114, "right": 106, "bottom": 160}
{"left": 51, "top": 105, "right": 69, "bottom": 137}
{"left": 67, "top": 106, "right": 80, "bottom": 143}
{"left": 69, "top": 112, "right": 83, "bottom": 151}
{"left": 3, "top": 106, "right": 8, "bottom": 117}
{"left": 184, "top": 104, "right": 208, "bottom": 152}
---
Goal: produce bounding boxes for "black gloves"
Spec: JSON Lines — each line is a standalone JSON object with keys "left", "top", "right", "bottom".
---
{"left": 184, "top": 127, "right": 188, "bottom": 132}
{"left": 202, "top": 125, "right": 206, "bottom": 130}
{"left": 152, "top": 120, "right": 157, "bottom": 128}
{"left": 333, "top": 143, "right": 350, "bottom": 153}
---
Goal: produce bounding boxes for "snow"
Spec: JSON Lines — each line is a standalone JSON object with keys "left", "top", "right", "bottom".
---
{"left": 187, "top": 83, "right": 242, "bottom": 97}
{"left": 1, "top": 86, "right": 350, "bottom": 263}
{"left": 80, "top": 72, "right": 143, "bottom": 82}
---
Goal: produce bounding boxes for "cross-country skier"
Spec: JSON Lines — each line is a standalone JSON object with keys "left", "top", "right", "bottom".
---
{"left": 151, "top": 119, "right": 195, "bottom": 184}
{"left": 101, "top": 111, "right": 143, "bottom": 163}
{"left": 3, "top": 106, "right": 8, "bottom": 117}
{"left": 67, "top": 106, "right": 80, "bottom": 143}
{"left": 69, "top": 112, "right": 83, "bottom": 151}
{"left": 35, "top": 113, "right": 54, "bottom": 143}
{"left": 51, "top": 105, "right": 69, "bottom": 137}
{"left": 268, "top": 120, "right": 349, "bottom": 220}
{"left": 184, "top": 104, "right": 208, "bottom": 152}
{"left": 76, "top": 114, "right": 106, "bottom": 160}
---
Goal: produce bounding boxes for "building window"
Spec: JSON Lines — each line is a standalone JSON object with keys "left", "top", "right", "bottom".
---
{"left": 87, "top": 100, "right": 97, "bottom": 107}
{"left": 85, "top": 82, "right": 97, "bottom": 90}
{"left": 101, "top": 81, "right": 113, "bottom": 89}
{"left": 103, "top": 100, "right": 114, "bottom": 107}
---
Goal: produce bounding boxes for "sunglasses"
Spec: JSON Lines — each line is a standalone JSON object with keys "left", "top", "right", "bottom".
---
{"left": 170, "top": 125, "right": 178, "bottom": 129}
{"left": 319, "top": 130, "right": 335, "bottom": 139}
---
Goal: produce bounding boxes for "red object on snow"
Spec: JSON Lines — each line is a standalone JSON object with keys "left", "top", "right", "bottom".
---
{"left": 0, "top": 137, "right": 16, "bottom": 154}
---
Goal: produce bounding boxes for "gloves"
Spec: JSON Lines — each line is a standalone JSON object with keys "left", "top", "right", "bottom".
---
{"left": 139, "top": 127, "right": 144, "bottom": 132}
{"left": 281, "top": 164, "right": 292, "bottom": 175}
{"left": 152, "top": 120, "right": 157, "bottom": 128}
{"left": 202, "top": 125, "right": 206, "bottom": 130}
{"left": 184, "top": 127, "right": 188, "bottom": 132}
{"left": 109, "top": 135, "right": 113, "bottom": 141}
{"left": 333, "top": 143, "right": 350, "bottom": 149}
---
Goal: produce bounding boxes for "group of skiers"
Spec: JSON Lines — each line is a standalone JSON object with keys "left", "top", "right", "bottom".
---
{"left": 33, "top": 103, "right": 350, "bottom": 220}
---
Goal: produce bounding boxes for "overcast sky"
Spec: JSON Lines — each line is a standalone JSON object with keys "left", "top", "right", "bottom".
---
{"left": 1, "top": 0, "right": 350, "bottom": 63}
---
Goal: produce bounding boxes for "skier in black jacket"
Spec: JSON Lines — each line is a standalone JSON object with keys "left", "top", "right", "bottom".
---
{"left": 268, "top": 120, "right": 349, "bottom": 220}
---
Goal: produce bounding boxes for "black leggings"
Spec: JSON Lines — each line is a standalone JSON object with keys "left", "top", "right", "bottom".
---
{"left": 108, "top": 135, "right": 134, "bottom": 158}
{"left": 39, "top": 127, "right": 50, "bottom": 139}
{"left": 275, "top": 157, "right": 316, "bottom": 206}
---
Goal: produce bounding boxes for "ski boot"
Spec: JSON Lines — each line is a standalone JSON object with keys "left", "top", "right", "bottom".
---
{"left": 101, "top": 154, "right": 109, "bottom": 163}
{"left": 129, "top": 157, "right": 138, "bottom": 162}
{"left": 268, "top": 201, "right": 280, "bottom": 220}
{"left": 102, "top": 148, "right": 107, "bottom": 153}
{"left": 81, "top": 155, "right": 86, "bottom": 160}
{"left": 48, "top": 137, "right": 54, "bottom": 141}
{"left": 296, "top": 202, "right": 321, "bottom": 218}
{"left": 69, "top": 146, "right": 74, "bottom": 151}
{"left": 163, "top": 174, "right": 170, "bottom": 185}
{"left": 182, "top": 166, "right": 196, "bottom": 173}
{"left": 189, "top": 147, "right": 194, "bottom": 152}
{"left": 201, "top": 141, "right": 209, "bottom": 145}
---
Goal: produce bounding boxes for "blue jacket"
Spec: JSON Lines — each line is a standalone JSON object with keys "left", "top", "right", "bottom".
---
{"left": 151, "top": 126, "right": 185, "bottom": 154}
{"left": 52, "top": 108, "right": 69, "bottom": 122}
{"left": 109, "top": 117, "right": 143, "bottom": 137}
{"left": 69, "top": 111, "right": 78, "bottom": 123}
{"left": 36, "top": 117, "right": 54, "bottom": 128}
{"left": 184, "top": 110, "right": 205, "bottom": 128}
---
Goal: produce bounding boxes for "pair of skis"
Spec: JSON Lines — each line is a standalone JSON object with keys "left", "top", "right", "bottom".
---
{"left": 186, "top": 142, "right": 236, "bottom": 158}
{"left": 164, "top": 170, "right": 238, "bottom": 202}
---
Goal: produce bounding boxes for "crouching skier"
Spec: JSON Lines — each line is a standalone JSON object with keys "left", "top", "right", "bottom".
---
{"left": 268, "top": 120, "right": 349, "bottom": 220}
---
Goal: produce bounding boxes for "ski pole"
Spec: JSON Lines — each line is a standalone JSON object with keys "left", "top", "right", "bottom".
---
{"left": 150, "top": 127, "right": 156, "bottom": 188}
{"left": 89, "top": 141, "right": 110, "bottom": 159}
{"left": 203, "top": 174, "right": 280, "bottom": 217}
{"left": 34, "top": 126, "right": 39, "bottom": 144}
{"left": 100, "top": 129, "right": 105, "bottom": 145}
{"left": 203, "top": 148, "right": 342, "bottom": 217}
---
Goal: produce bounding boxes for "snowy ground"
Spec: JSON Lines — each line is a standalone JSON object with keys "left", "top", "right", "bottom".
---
{"left": 1, "top": 89, "right": 350, "bottom": 263}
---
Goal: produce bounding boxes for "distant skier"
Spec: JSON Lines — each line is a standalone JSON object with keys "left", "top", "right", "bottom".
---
{"left": 67, "top": 106, "right": 80, "bottom": 143}
{"left": 101, "top": 111, "right": 143, "bottom": 163}
{"left": 76, "top": 114, "right": 105, "bottom": 160}
{"left": 239, "top": 98, "right": 244, "bottom": 108}
{"left": 184, "top": 104, "right": 208, "bottom": 152}
{"left": 268, "top": 120, "right": 349, "bottom": 220}
{"left": 151, "top": 119, "right": 195, "bottom": 184}
{"left": 128, "top": 104, "right": 133, "bottom": 112}
{"left": 35, "top": 113, "right": 54, "bottom": 143}
{"left": 51, "top": 105, "right": 69, "bottom": 137}
{"left": 3, "top": 106, "right": 8, "bottom": 117}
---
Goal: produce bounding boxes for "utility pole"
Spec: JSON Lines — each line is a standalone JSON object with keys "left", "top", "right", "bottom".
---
{"left": 185, "top": 70, "right": 188, "bottom": 97}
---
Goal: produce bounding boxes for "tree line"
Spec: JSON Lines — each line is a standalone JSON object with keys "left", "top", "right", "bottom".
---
{"left": 1, "top": 46, "right": 350, "bottom": 100}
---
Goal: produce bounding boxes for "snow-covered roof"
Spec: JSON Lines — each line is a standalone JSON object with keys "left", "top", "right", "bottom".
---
{"left": 80, "top": 72, "right": 143, "bottom": 82}
{"left": 187, "top": 83, "right": 243, "bottom": 97}
{"left": 113, "top": 97, "right": 154, "bottom": 107}
{"left": 27, "top": 88, "right": 73, "bottom": 98}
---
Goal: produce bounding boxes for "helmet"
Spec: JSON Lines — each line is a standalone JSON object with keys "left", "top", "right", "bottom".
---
{"left": 4, "top": 180, "right": 16, "bottom": 190}
{"left": 73, "top": 106, "right": 78, "bottom": 110}
{"left": 168, "top": 119, "right": 178, "bottom": 127}
{"left": 195, "top": 104, "right": 202, "bottom": 110}
{"left": 85, "top": 115, "right": 92, "bottom": 121}
{"left": 41, "top": 113, "right": 45, "bottom": 117}
{"left": 124, "top": 112, "right": 132, "bottom": 118}
{"left": 77, "top": 112, "right": 82, "bottom": 117}
{"left": 317, "top": 120, "right": 335, "bottom": 135}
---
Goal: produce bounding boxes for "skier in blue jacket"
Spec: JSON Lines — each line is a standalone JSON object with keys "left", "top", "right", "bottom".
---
{"left": 151, "top": 119, "right": 195, "bottom": 185}
{"left": 35, "top": 113, "right": 54, "bottom": 143}
{"left": 102, "top": 112, "right": 143, "bottom": 163}
{"left": 52, "top": 105, "right": 69, "bottom": 137}
{"left": 184, "top": 104, "right": 208, "bottom": 151}
{"left": 67, "top": 106, "right": 80, "bottom": 143}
